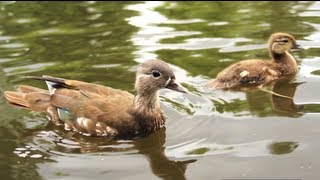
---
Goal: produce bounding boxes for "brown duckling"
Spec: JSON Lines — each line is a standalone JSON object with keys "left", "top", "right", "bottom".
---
{"left": 207, "top": 32, "right": 303, "bottom": 89}
{"left": 4, "top": 59, "right": 187, "bottom": 138}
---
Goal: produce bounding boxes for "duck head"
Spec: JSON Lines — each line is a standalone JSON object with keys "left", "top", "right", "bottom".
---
{"left": 135, "top": 59, "right": 187, "bottom": 95}
{"left": 268, "top": 32, "right": 303, "bottom": 55}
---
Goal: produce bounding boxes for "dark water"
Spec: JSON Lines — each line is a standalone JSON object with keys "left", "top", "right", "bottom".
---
{"left": 1, "top": 1, "right": 320, "bottom": 180}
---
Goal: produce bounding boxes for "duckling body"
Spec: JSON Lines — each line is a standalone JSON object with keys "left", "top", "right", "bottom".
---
{"left": 207, "top": 33, "right": 302, "bottom": 89}
{"left": 4, "top": 60, "right": 187, "bottom": 138}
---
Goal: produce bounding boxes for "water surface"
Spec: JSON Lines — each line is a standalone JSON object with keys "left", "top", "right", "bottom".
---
{"left": 1, "top": 1, "right": 320, "bottom": 180}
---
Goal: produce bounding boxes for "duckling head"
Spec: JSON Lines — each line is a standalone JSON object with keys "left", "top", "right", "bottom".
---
{"left": 268, "top": 32, "right": 303, "bottom": 55}
{"left": 135, "top": 59, "right": 187, "bottom": 95}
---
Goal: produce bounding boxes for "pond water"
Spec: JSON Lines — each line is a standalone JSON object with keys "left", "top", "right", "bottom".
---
{"left": 1, "top": 1, "right": 320, "bottom": 180}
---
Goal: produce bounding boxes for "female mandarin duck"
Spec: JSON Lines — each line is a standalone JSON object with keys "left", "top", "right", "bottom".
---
{"left": 4, "top": 59, "right": 187, "bottom": 138}
{"left": 207, "top": 32, "right": 303, "bottom": 89}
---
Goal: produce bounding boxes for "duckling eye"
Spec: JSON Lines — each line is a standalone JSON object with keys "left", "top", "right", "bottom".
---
{"left": 152, "top": 70, "right": 161, "bottom": 78}
{"left": 283, "top": 39, "right": 289, "bottom": 43}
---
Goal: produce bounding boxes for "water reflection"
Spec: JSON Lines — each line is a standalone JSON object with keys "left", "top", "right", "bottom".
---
{"left": 216, "top": 75, "right": 320, "bottom": 116}
{"left": 134, "top": 128, "right": 196, "bottom": 180}
{"left": 166, "top": 138, "right": 299, "bottom": 158}
{"left": 271, "top": 78, "right": 304, "bottom": 114}
{"left": 209, "top": 77, "right": 304, "bottom": 117}
{"left": 0, "top": 116, "right": 52, "bottom": 180}
{"left": 28, "top": 125, "right": 196, "bottom": 180}
{"left": 244, "top": 78, "right": 304, "bottom": 117}
{"left": 0, "top": 1, "right": 139, "bottom": 91}
{"left": 0, "top": 66, "right": 46, "bottom": 180}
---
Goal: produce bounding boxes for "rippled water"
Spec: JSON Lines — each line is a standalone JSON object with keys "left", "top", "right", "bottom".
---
{"left": 1, "top": 1, "right": 320, "bottom": 180}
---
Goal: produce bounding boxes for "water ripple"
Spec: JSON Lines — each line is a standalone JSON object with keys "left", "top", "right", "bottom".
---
{"left": 166, "top": 138, "right": 299, "bottom": 158}
{"left": 3, "top": 62, "right": 55, "bottom": 76}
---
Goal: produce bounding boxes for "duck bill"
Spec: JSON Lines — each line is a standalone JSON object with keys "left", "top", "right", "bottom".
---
{"left": 291, "top": 44, "right": 304, "bottom": 52}
{"left": 165, "top": 79, "right": 187, "bottom": 93}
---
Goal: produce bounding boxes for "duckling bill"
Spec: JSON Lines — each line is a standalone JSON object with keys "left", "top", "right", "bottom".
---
{"left": 207, "top": 32, "right": 304, "bottom": 89}
{"left": 4, "top": 59, "right": 187, "bottom": 138}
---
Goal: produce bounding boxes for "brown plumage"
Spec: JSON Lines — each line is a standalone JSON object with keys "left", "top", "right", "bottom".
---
{"left": 4, "top": 59, "right": 187, "bottom": 138}
{"left": 207, "top": 32, "right": 304, "bottom": 89}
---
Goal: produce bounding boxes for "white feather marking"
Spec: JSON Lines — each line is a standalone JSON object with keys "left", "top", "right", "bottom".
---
{"left": 47, "top": 108, "right": 53, "bottom": 116}
{"left": 57, "top": 109, "right": 62, "bottom": 120}
{"left": 45, "top": 81, "right": 57, "bottom": 95}
{"left": 106, "top": 127, "right": 114, "bottom": 135}
{"left": 83, "top": 118, "right": 90, "bottom": 129}
{"left": 240, "top": 70, "right": 249, "bottom": 77}
{"left": 76, "top": 117, "right": 92, "bottom": 130}
{"left": 76, "top": 117, "right": 83, "bottom": 126}
{"left": 96, "top": 122, "right": 102, "bottom": 128}
{"left": 96, "top": 129, "right": 102, "bottom": 133}
{"left": 165, "top": 77, "right": 171, "bottom": 87}
{"left": 272, "top": 42, "right": 278, "bottom": 50}
{"left": 64, "top": 123, "right": 71, "bottom": 130}
{"left": 45, "top": 115, "right": 51, "bottom": 121}
{"left": 82, "top": 133, "right": 91, "bottom": 136}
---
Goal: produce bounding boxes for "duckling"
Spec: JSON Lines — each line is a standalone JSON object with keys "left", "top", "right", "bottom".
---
{"left": 207, "top": 32, "right": 303, "bottom": 89}
{"left": 4, "top": 59, "right": 187, "bottom": 138}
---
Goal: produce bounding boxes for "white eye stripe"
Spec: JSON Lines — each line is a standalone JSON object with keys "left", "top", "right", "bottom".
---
{"left": 272, "top": 43, "right": 278, "bottom": 50}
{"left": 165, "top": 77, "right": 171, "bottom": 86}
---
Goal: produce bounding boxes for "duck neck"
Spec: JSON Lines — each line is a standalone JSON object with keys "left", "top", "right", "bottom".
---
{"left": 271, "top": 51, "right": 298, "bottom": 76}
{"left": 135, "top": 91, "right": 160, "bottom": 110}
{"left": 132, "top": 90, "right": 166, "bottom": 133}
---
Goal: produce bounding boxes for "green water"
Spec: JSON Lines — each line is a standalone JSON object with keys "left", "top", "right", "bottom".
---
{"left": 1, "top": 1, "right": 320, "bottom": 180}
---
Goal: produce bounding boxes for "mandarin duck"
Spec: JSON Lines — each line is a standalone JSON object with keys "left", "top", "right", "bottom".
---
{"left": 4, "top": 59, "right": 187, "bottom": 138}
{"left": 207, "top": 32, "right": 303, "bottom": 89}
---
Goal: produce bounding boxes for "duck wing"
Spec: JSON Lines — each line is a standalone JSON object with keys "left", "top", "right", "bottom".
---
{"left": 208, "top": 60, "right": 280, "bottom": 89}
{"left": 5, "top": 75, "right": 136, "bottom": 137}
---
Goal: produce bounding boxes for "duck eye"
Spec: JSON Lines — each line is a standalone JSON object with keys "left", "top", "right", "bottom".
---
{"left": 283, "top": 39, "right": 288, "bottom": 43}
{"left": 152, "top": 70, "right": 161, "bottom": 78}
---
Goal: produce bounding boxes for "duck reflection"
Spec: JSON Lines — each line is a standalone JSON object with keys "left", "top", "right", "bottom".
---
{"left": 47, "top": 125, "right": 196, "bottom": 180}
{"left": 270, "top": 78, "right": 304, "bottom": 114}
{"left": 244, "top": 77, "right": 304, "bottom": 117}
{"left": 134, "top": 128, "right": 196, "bottom": 180}
{"left": 212, "top": 77, "right": 304, "bottom": 117}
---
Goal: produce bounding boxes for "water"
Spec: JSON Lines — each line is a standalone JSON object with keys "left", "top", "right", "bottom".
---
{"left": 1, "top": 1, "right": 320, "bottom": 180}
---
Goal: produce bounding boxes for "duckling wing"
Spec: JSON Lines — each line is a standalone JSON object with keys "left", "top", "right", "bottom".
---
{"left": 208, "top": 60, "right": 280, "bottom": 89}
